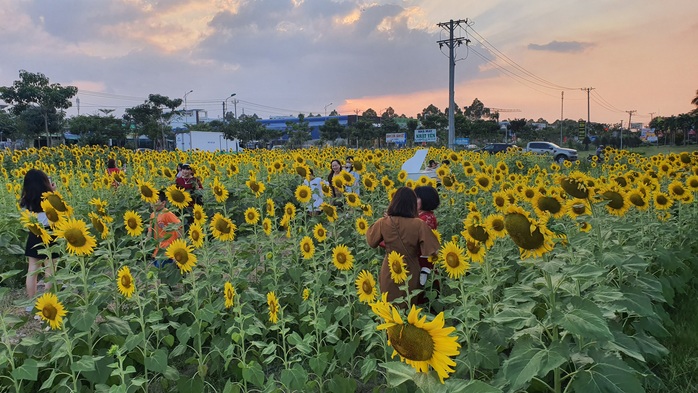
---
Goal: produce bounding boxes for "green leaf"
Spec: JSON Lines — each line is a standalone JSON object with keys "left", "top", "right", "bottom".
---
{"left": 70, "top": 355, "right": 96, "bottom": 373}
{"left": 413, "top": 370, "right": 448, "bottom": 393}
{"left": 571, "top": 351, "right": 645, "bottom": 393}
{"left": 449, "top": 379, "right": 503, "bottom": 393}
{"left": 177, "top": 375, "right": 204, "bottom": 393}
{"left": 0, "top": 269, "right": 22, "bottom": 282}
{"left": 309, "top": 353, "right": 329, "bottom": 376}
{"left": 328, "top": 375, "right": 357, "bottom": 393}
{"left": 553, "top": 298, "right": 613, "bottom": 342}
{"left": 163, "top": 334, "right": 175, "bottom": 347}
{"left": 490, "top": 308, "right": 534, "bottom": 330}
{"left": 223, "top": 380, "right": 240, "bottom": 393}
{"left": 286, "top": 332, "right": 312, "bottom": 355}
{"left": 382, "top": 361, "right": 416, "bottom": 388}
{"left": 615, "top": 288, "right": 654, "bottom": 317}
{"left": 71, "top": 305, "right": 98, "bottom": 332}
{"left": 361, "top": 357, "right": 377, "bottom": 380}
{"left": 280, "top": 364, "right": 308, "bottom": 391}
{"left": 145, "top": 349, "right": 168, "bottom": 373}
{"left": 335, "top": 336, "right": 360, "bottom": 364}
{"left": 100, "top": 316, "right": 133, "bottom": 336}
{"left": 501, "top": 338, "right": 568, "bottom": 392}
{"left": 465, "top": 341, "right": 500, "bottom": 370}
{"left": 12, "top": 358, "right": 38, "bottom": 381}
{"left": 241, "top": 360, "right": 265, "bottom": 388}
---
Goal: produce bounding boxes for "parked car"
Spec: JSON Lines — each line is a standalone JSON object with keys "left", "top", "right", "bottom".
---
{"left": 524, "top": 141, "right": 577, "bottom": 163}
{"left": 476, "top": 143, "right": 520, "bottom": 154}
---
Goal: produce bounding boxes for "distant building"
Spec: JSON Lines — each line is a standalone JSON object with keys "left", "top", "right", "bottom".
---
{"left": 257, "top": 115, "right": 360, "bottom": 141}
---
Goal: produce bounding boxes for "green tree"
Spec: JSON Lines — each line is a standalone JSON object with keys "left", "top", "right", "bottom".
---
{"left": 123, "top": 94, "right": 182, "bottom": 149}
{"left": 319, "top": 118, "right": 345, "bottom": 143}
{"left": 0, "top": 110, "right": 18, "bottom": 143}
{"left": 691, "top": 89, "right": 698, "bottom": 113}
{"left": 0, "top": 70, "right": 77, "bottom": 147}
{"left": 69, "top": 114, "right": 125, "bottom": 146}
{"left": 223, "top": 115, "right": 270, "bottom": 148}
{"left": 287, "top": 114, "right": 311, "bottom": 148}
{"left": 464, "top": 98, "right": 487, "bottom": 119}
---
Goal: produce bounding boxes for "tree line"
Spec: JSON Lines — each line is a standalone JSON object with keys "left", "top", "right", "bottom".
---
{"left": 1, "top": 70, "right": 696, "bottom": 149}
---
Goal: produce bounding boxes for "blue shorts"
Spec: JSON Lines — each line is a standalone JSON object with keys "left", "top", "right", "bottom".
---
{"left": 153, "top": 259, "right": 174, "bottom": 268}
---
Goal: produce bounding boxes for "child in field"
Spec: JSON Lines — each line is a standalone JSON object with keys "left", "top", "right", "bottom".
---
{"left": 414, "top": 186, "right": 441, "bottom": 304}
{"left": 148, "top": 190, "right": 182, "bottom": 267}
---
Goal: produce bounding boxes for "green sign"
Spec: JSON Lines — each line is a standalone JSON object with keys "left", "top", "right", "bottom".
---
{"left": 578, "top": 121, "right": 586, "bottom": 138}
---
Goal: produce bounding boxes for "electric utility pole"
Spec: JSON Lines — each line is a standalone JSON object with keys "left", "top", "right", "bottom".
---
{"left": 580, "top": 87, "right": 594, "bottom": 139}
{"left": 437, "top": 19, "right": 469, "bottom": 149}
{"left": 560, "top": 91, "right": 564, "bottom": 145}
{"left": 624, "top": 110, "right": 636, "bottom": 149}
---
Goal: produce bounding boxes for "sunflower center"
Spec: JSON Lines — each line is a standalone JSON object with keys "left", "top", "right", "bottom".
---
{"left": 173, "top": 249, "right": 188, "bottom": 263}
{"left": 337, "top": 254, "right": 346, "bottom": 264}
{"left": 391, "top": 260, "right": 403, "bottom": 274}
{"left": 171, "top": 190, "right": 185, "bottom": 203}
{"left": 215, "top": 220, "right": 231, "bottom": 234}
{"left": 537, "top": 197, "right": 562, "bottom": 214}
{"left": 127, "top": 218, "right": 138, "bottom": 229}
{"left": 561, "top": 178, "right": 589, "bottom": 199}
{"left": 671, "top": 186, "right": 685, "bottom": 196}
{"left": 629, "top": 194, "right": 646, "bottom": 207}
{"left": 362, "top": 281, "right": 373, "bottom": 294}
{"left": 466, "top": 240, "right": 481, "bottom": 254}
{"left": 446, "top": 252, "right": 460, "bottom": 268}
{"left": 504, "top": 213, "right": 545, "bottom": 251}
{"left": 42, "top": 304, "right": 58, "bottom": 320}
{"left": 494, "top": 196, "right": 506, "bottom": 207}
{"left": 571, "top": 203, "right": 587, "bottom": 215}
{"left": 491, "top": 219, "right": 505, "bottom": 232}
{"left": 387, "top": 324, "right": 435, "bottom": 362}
{"left": 47, "top": 195, "right": 68, "bottom": 212}
{"left": 140, "top": 186, "right": 153, "bottom": 198}
{"left": 467, "top": 225, "right": 489, "bottom": 242}
{"left": 303, "top": 243, "right": 311, "bottom": 253}
{"left": 120, "top": 274, "right": 132, "bottom": 288}
{"left": 226, "top": 288, "right": 234, "bottom": 299}
{"left": 602, "top": 191, "right": 624, "bottom": 209}
{"left": 656, "top": 195, "right": 668, "bottom": 205}
{"left": 46, "top": 209, "right": 59, "bottom": 222}
{"left": 300, "top": 190, "right": 308, "bottom": 198}
{"left": 191, "top": 231, "right": 200, "bottom": 241}
{"left": 64, "top": 228, "right": 87, "bottom": 247}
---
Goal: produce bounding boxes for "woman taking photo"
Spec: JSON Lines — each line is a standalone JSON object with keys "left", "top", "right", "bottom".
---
{"left": 366, "top": 187, "right": 440, "bottom": 306}
{"left": 20, "top": 169, "right": 57, "bottom": 306}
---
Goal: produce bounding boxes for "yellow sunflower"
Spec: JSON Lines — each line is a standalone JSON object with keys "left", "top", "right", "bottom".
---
{"left": 332, "top": 244, "right": 354, "bottom": 271}
{"left": 267, "top": 291, "right": 280, "bottom": 324}
{"left": 485, "top": 214, "right": 507, "bottom": 239}
{"left": 299, "top": 236, "right": 315, "bottom": 260}
{"left": 652, "top": 191, "right": 673, "bottom": 210}
{"left": 54, "top": 218, "right": 97, "bottom": 256}
{"left": 355, "top": 217, "right": 369, "bottom": 236}
{"left": 20, "top": 210, "right": 53, "bottom": 245}
{"left": 262, "top": 218, "right": 273, "bottom": 236}
{"left": 302, "top": 288, "right": 311, "bottom": 301}
{"left": 42, "top": 191, "right": 73, "bottom": 216}
{"left": 212, "top": 177, "right": 229, "bottom": 203}
{"left": 566, "top": 198, "right": 592, "bottom": 219}
{"left": 40, "top": 199, "right": 64, "bottom": 228}
{"left": 265, "top": 198, "right": 276, "bottom": 217}
{"left": 345, "top": 192, "right": 362, "bottom": 208}
{"left": 224, "top": 282, "right": 236, "bottom": 309}
{"left": 578, "top": 221, "right": 592, "bottom": 233}
{"left": 388, "top": 251, "right": 409, "bottom": 284}
{"left": 295, "top": 184, "right": 313, "bottom": 204}
{"left": 137, "top": 180, "right": 158, "bottom": 204}
{"left": 439, "top": 241, "right": 469, "bottom": 279}
{"left": 320, "top": 203, "right": 338, "bottom": 222}
{"left": 355, "top": 270, "right": 377, "bottom": 303}
{"left": 123, "top": 210, "right": 144, "bottom": 237}
{"left": 361, "top": 204, "right": 374, "bottom": 217}
{"left": 117, "top": 266, "right": 136, "bottom": 299}
{"left": 244, "top": 207, "right": 261, "bottom": 225}
{"left": 165, "top": 239, "right": 198, "bottom": 274}
{"left": 465, "top": 239, "right": 486, "bottom": 264}
{"left": 89, "top": 197, "right": 109, "bottom": 217}
{"left": 598, "top": 186, "right": 631, "bottom": 217}
{"left": 210, "top": 213, "right": 237, "bottom": 241}
{"left": 165, "top": 184, "right": 192, "bottom": 209}
{"left": 627, "top": 190, "right": 649, "bottom": 211}
{"left": 532, "top": 194, "right": 567, "bottom": 219}
{"left": 35, "top": 292, "right": 67, "bottom": 330}
{"left": 284, "top": 203, "right": 297, "bottom": 219}
{"left": 246, "top": 178, "right": 266, "bottom": 198}
{"left": 370, "top": 301, "right": 460, "bottom": 383}
{"left": 313, "top": 223, "right": 328, "bottom": 242}
{"left": 504, "top": 206, "right": 554, "bottom": 259}
{"left": 88, "top": 212, "right": 109, "bottom": 239}
{"left": 184, "top": 223, "right": 202, "bottom": 249}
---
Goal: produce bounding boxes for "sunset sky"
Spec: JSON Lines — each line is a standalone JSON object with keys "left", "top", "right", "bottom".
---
{"left": 1, "top": 0, "right": 696, "bottom": 126}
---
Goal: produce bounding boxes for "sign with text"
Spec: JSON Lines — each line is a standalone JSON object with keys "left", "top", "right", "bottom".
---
{"left": 578, "top": 121, "right": 586, "bottom": 138}
{"left": 385, "top": 133, "right": 406, "bottom": 143}
{"left": 414, "top": 129, "right": 437, "bottom": 143}
{"left": 455, "top": 137, "right": 470, "bottom": 146}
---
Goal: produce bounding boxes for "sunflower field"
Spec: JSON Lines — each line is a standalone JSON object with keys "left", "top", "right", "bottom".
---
{"left": 1, "top": 145, "right": 697, "bottom": 393}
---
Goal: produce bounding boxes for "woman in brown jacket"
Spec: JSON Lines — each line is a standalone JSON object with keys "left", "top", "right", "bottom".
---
{"left": 366, "top": 187, "right": 440, "bottom": 306}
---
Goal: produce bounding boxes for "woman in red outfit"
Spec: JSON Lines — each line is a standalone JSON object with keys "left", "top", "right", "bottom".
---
{"left": 414, "top": 186, "right": 441, "bottom": 304}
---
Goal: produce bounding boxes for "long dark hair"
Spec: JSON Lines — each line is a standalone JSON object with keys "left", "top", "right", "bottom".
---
{"left": 387, "top": 187, "right": 418, "bottom": 218}
{"left": 415, "top": 186, "right": 440, "bottom": 212}
{"left": 327, "top": 159, "right": 342, "bottom": 197}
{"left": 107, "top": 158, "right": 117, "bottom": 169}
{"left": 20, "top": 169, "right": 53, "bottom": 212}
